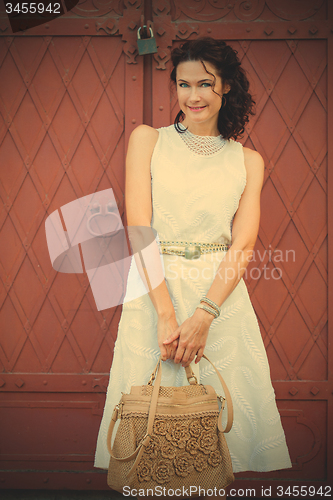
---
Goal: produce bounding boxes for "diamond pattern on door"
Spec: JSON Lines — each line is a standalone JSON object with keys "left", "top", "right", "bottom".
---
{"left": 0, "top": 36, "right": 127, "bottom": 374}
{"left": 170, "top": 39, "right": 327, "bottom": 382}
{"left": 236, "top": 40, "right": 327, "bottom": 382}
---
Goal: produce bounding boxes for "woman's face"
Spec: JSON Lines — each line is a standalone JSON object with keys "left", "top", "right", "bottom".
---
{"left": 176, "top": 60, "right": 230, "bottom": 132}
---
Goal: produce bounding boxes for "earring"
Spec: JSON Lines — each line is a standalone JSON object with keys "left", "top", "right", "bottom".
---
{"left": 221, "top": 95, "right": 227, "bottom": 108}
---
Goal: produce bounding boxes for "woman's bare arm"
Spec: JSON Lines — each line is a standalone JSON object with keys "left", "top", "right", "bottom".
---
{"left": 125, "top": 124, "right": 179, "bottom": 359}
{"left": 203, "top": 147, "right": 265, "bottom": 302}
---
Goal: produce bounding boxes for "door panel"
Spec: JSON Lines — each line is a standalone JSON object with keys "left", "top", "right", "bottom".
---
{"left": 0, "top": 20, "right": 144, "bottom": 487}
{"left": 152, "top": 0, "right": 332, "bottom": 489}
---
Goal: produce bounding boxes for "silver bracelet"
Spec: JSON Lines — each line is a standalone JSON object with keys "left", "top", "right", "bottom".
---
{"left": 196, "top": 303, "right": 219, "bottom": 319}
{"left": 200, "top": 297, "right": 221, "bottom": 316}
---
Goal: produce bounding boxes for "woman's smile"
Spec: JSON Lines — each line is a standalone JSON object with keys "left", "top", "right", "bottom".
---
{"left": 188, "top": 105, "right": 207, "bottom": 112}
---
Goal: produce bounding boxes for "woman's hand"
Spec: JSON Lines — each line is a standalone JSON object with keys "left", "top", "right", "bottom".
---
{"left": 157, "top": 312, "right": 179, "bottom": 361}
{"left": 163, "top": 308, "right": 214, "bottom": 367}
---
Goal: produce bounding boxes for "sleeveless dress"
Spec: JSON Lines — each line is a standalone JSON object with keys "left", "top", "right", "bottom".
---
{"left": 94, "top": 124, "right": 292, "bottom": 473}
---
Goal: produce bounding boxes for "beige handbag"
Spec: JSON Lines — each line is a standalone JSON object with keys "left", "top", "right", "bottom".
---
{"left": 107, "top": 354, "right": 234, "bottom": 497}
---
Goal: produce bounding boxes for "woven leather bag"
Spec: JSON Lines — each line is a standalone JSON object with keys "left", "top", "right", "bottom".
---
{"left": 107, "top": 354, "right": 234, "bottom": 497}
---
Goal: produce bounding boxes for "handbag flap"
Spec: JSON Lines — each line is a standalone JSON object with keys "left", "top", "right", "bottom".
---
{"left": 136, "top": 383, "right": 217, "bottom": 397}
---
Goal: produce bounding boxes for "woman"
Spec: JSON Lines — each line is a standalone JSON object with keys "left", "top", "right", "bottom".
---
{"left": 94, "top": 37, "right": 292, "bottom": 492}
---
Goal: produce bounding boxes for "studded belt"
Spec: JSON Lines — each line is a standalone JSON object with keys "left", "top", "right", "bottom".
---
{"left": 158, "top": 240, "right": 230, "bottom": 260}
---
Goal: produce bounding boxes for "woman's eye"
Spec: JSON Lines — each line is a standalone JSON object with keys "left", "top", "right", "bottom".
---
{"left": 178, "top": 82, "right": 212, "bottom": 88}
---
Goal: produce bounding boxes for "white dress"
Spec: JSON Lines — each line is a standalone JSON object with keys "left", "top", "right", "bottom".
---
{"left": 94, "top": 124, "right": 292, "bottom": 473}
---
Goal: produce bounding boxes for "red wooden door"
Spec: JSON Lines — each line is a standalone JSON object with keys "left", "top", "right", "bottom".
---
{"left": 0, "top": 0, "right": 144, "bottom": 489}
{"left": 0, "top": 0, "right": 332, "bottom": 493}
{"left": 151, "top": 0, "right": 332, "bottom": 492}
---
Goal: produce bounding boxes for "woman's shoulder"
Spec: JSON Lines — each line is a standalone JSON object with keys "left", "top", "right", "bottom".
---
{"left": 229, "top": 140, "right": 263, "bottom": 163}
{"left": 130, "top": 123, "right": 175, "bottom": 137}
{"left": 242, "top": 146, "right": 265, "bottom": 185}
{"left": 129, "top": 124, "right": 176, "bottom": 153}
{"left": 227, "top": 141, "right": 264, "bottom": 185}
{"left": 242, "top": 146, "right": 264, "bottom": 167}
{"left": 129, "top": 124, "right": 159, "bottom": 143}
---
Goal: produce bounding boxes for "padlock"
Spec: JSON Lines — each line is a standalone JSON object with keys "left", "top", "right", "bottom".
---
{"left": 137, "top": 26, "right": 158, "bottom": 55}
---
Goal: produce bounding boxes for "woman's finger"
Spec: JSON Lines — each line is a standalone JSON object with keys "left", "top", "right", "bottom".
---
{"left": 182, "top": 350, "right": 196, "bottom": 368}
{"left": 163, "top": 330, "right": 180, "bottom": 344}
{"left": 159, "top": 343, "right": 168, "bottom": 361}
{"left": 169, "top": 341, "right": 178, "bottom": 359}
{"left": 174, "top": 344, "right": 185, "bottom": 364}
{"left": 195, "top": 347, "right": 205, "bottom": 364}
{"left": 167, "top": 339, "right": 179, "bottom": 357}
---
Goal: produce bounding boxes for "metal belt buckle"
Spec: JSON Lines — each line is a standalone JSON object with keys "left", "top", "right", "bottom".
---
{"left": 185, "top": 245, "right": 201, "bottom": 259}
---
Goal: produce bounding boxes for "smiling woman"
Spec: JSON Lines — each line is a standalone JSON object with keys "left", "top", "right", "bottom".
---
{"left": 94, "top": 37, "right": 292, "bottom": 498}
{"left": 170, "top": 38, "right": 255, "bottom": 141}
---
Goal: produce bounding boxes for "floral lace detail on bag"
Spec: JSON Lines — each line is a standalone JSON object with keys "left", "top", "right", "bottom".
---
{"left": 153, "top": 419, "right": 169, "bottom": 436}
{"left": 174, "top": 451, "right": 194, "bottom": 477}
{"left": 161, "top": 441, "right": 176, "bottom": 460}
{"left": 137, "top": 457, "right": 153, "bottom": 482}
{"left": 208, "top": 449, "right": 223, "bottom": 467}
{"left": 144, "top": 435, "right": 160, "bottom": 458}
{"left": 201, "top": 415, "right": 216, "bottom": 430}
{"left": 194, "top": 453, "right": 208, "bottom": 472}
{"left": 152, "top": 459, "right": 175, "bottom": 484}
{"left": 139, "top": 414, "right": 222, "bottom": 484}
{"left": 186, "top": 437, "right": 199, "bottom": 455}
{"left": 165, "top": 421, "right": 189, "bottom": 449}
{"left": 189, "top": 420, "right": 202, "bottom": 438}
{"left": 198, "top": 431, "right": 218, "bottom": 454}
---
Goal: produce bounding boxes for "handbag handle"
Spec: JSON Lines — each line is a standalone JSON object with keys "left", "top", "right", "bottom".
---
{"left": 148, "top": 357, "right": 197, "bottom": 385}
{"left": 146, "top": 354, "right": 233, "bottom": 433}
{"left": 106, "top": 354, "right": 233, "bottom": 479}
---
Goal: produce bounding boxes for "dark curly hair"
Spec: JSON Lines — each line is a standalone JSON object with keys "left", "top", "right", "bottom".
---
{"left": 170, "top": 37, "right": 255, "bottom": 140}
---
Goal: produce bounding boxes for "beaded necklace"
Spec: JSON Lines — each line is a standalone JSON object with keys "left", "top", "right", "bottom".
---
{"left": 178, "top": 124, "right": 227, "bottom": 156}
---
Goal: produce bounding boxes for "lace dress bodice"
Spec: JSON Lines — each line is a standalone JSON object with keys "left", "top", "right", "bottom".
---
{"left": 150, "top": 124, "right": 247, "bottom": 245}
